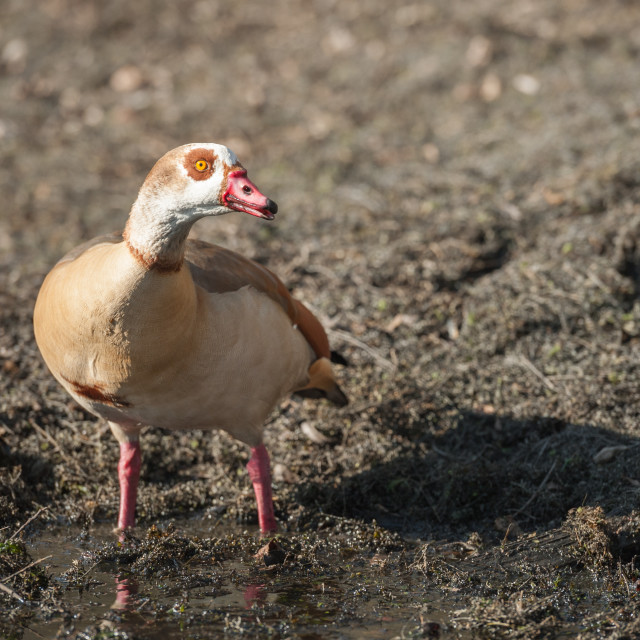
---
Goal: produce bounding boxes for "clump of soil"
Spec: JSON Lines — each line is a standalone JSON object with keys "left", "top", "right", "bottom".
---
{"left": 0, "top": 515, "right": 57, "bottom": 638}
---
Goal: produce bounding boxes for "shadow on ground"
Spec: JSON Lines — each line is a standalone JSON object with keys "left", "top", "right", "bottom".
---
{"left": 295, "top": 407, "right": 640, "bottom": 541}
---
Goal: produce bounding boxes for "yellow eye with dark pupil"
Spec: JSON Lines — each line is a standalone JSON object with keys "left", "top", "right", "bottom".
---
{"left": 195, "top": 160, "right": 209, "bottom": 172}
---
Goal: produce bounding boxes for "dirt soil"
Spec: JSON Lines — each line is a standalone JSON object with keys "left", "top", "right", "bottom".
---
{"left": 2, "top": 0, "right": 640, "bottom": 638}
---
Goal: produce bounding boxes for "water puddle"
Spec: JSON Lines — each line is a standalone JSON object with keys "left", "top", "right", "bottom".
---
{"left": 12, "top": 517, "right": 630, "bottom": 639}
{"left": 20, "top": 519, "right": 462, "bottom": 639}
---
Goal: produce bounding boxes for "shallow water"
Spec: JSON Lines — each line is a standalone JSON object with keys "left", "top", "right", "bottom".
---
{"left": 21, "top": 520, "right": 461, "bottom": 639}
{"left": 19, "top": 518, "right": 623, "bottom": 639}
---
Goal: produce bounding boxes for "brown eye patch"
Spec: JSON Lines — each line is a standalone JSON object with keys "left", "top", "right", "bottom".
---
{"left": 184, "top": 148, "right": 217, "bottom": 180}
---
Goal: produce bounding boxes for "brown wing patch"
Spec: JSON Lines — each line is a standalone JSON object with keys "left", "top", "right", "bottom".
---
{"left": 62, "top": 375, "right": 131, "bottom": 408}
{"left": 185, "top": 239, "right": 347, "bottom": 404}
{"left": 185, "top": 239, "right": 298, "bottom": 320}
{"left": 293, "top": 300, "right": 330, "bottom": 360}
{"left": 185, "top": 239, "right": 333, "bottom": 360}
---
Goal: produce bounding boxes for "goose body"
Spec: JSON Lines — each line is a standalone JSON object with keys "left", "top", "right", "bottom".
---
{"left": 34, "top": 143, "right": 346, "bottom": 533}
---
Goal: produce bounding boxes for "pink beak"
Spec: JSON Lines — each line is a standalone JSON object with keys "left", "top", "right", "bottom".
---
{"left": 223, "top": 170, "right": 278, "bottom": 220}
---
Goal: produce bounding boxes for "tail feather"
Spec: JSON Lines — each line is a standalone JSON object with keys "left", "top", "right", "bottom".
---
{"left": 330, "top": 350, "right": 349, "bottom": 366}
{"left": 295, "top": 357, "right": 348, "bottom": 407}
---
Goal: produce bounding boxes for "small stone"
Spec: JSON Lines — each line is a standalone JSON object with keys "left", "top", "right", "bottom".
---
{"left": 110, "top": 65, "right": 144, "bottom": 93}
{"left": 322, "top": 26, "right": 355, "bottom": 54}
{"left": 2, "top": 360, "right": 18, "bottom": 374}
{"left": 2, "top": 39, "right": 28, "bottom": 73}
{"left": 301, "top": 421, "right": 329, "bottom": 445}
{"left": 422, "top": 143, "right": 440, "bottom": 164}
{"left": 272, "top": 463, "right": 297, "bottom": 484}
{"left": 593, "top": 445, "right": 629, "bottom": 464}
{"left": 513, "top": 74, "right": 540, "bottom": 96}
{"left": 480, "top": 73, "right": 502, "bottom": 102}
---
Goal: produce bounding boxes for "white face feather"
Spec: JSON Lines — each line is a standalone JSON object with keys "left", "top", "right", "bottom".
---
{"left": 125, "top": 142, "right": 275, "bottom": 268}
{"left": 148, "top": 143, "right": 240, "bottom": 219}
{"left": 125, "top": 143, "right": 243, "bottom": 265}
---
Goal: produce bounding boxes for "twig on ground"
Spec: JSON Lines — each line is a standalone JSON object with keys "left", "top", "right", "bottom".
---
{"left": 9, "top": 507, "right": 49, "bottom": 541}
{"left": 506, "top": 355, "right": 556, "bottom": 392}
{"left": 2, "top": 555, "right": 53, "bottom": 583}
{"left": 512, "top": 460, "right": 558, "bottom": 518}
{"left": 30, "top": 421, "right": 88, "bottom": 478}
{"left": 0, "top": 581, "right": 24, "bottom": 603}
{"left": 329, "top": 328, "right": 397, "bottom": 372}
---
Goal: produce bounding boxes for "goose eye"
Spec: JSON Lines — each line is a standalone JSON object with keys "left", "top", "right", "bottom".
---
{"left": 194, "top": 159, "right": 210, "bottom": 172}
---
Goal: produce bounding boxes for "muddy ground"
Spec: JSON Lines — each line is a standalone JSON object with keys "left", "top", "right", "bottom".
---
{"left": 2, "top": 0, "right": 640, "bottom": 637}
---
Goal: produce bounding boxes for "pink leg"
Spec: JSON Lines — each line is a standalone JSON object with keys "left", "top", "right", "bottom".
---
{"left": 246, "top": 444, "right": 277, "bottom": 534}
{"left": 117, "top": 440, "right": 141, "bottom": 531}
{"left": 113, "top": 575, "right": 138, "bottom": 610}
{"left": 243, "top": 583, "right": 267, "bottom": 608}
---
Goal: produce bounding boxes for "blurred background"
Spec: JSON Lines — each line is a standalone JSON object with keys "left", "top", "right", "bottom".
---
{"left": 3, "top": 0, "right": 638, "bottom": 277}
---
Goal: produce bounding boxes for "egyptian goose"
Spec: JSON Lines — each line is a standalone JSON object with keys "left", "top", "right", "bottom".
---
{"left": 33, "top": 143, "right": 347, "bottom": 534}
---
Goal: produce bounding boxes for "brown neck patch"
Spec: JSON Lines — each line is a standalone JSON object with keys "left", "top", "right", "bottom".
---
{"left": 123, "top": 224, "right": 184, "bottom": 274}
